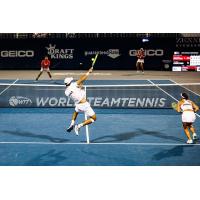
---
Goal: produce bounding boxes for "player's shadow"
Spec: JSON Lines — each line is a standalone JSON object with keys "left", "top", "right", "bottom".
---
{"left": 26, "top": 149, "right": 67, "bottom": 165}
{"left": 152, "top": 145, "right": 194, "bottom": 161}
{"left": 2, "top": 130, "right": 69, "bottom": 143}
{"left": 90, "top": 128, "right": 185, "bottom": 143}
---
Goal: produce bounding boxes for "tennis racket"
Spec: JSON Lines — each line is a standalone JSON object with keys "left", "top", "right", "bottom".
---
{"left": 171, "top": 102, "right": 178, "bottom": 111}
{"left": 91, "top": 53, "right": 99, "bottom": 68}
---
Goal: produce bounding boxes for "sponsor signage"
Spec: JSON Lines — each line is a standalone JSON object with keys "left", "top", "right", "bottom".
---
{"left": 84, "top": 49, "right": 120, "bottom": 59}
{"left": 129, "top": 49, "right": 164, "bottom": 57}
{"left": 46, "top": 44, "right": 74, "bottom": 59}
{"left": 176, "top": 37, "right": 200, "bottom": 48}
{"left": 0, "top": 37, "right": 175, "bottom": 70}
{"left": 0, "top": 50, "right": 34, "bottom": 58}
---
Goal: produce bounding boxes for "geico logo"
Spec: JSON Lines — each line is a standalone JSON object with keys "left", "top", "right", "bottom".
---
{"left": 129, "top": 49, "right": 164, "bottom": 56}
{"left": 0, "top": 50, "right": 34, "bottom": 57}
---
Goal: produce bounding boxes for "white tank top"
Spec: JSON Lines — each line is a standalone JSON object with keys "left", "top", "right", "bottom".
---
{"left": 180, "top": 100, "right": 193, "bottom": 111}
{"left": 65, "top": 82, "right": 86, "bottom": 104}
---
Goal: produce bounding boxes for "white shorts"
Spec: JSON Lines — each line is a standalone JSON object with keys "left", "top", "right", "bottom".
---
{"left": 137, "top": 59, "right": 144, "bottom": 63}
{"left": 182, "top": 111, "right": 196, "bottom": 123}
{"left": 75, "top": 102, "right": 95, "bottom": 117}
{"left": 40, "top": 67, "right": 50, "bottom": 72}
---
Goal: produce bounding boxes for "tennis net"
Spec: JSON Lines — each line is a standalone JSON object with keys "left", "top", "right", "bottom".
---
{"left": 0, "top": 82, "right": 200, "bottom": 108}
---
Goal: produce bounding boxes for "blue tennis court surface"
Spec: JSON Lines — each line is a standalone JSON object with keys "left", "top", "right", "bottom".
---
{"left": 0, "top": 79, "right": 200, "bottom": 166}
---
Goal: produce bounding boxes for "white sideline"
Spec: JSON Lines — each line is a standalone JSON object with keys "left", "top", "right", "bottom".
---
{"left": 147, "top": 79, "right": 200, "bottom": 118}
{"left": 0, "top": 79, "right": 19, "bottom": 96}
{"left": 170, "top": 79, "right": 200, "bottom": 97}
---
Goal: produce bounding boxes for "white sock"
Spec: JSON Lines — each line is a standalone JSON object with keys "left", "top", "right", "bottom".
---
{"left": 71, "top": 120, "right": 75, "bottom": 126}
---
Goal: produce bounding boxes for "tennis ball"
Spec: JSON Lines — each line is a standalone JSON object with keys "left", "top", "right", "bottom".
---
{"left": 91, "top": 58, "right": 94, "bottom": 62}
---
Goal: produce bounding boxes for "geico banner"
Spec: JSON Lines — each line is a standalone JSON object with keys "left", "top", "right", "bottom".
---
{"left": 0, "top": 50, "right": 34, "bottom": 57}
{"left": 129, "top": 49, "right": 164, "bottom": 56}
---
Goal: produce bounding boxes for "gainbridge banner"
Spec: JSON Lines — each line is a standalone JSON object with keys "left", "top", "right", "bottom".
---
{"left": 0, "top": 37, "right": 177, "bottom": 70}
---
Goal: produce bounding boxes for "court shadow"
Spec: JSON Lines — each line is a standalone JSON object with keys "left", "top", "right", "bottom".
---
{"left": 91, "top": 128, "right": 184, "bottom": 143}
{"left": 26, "top": 149, "right": 67, "bottom": 165}
{"left": 2, "top": 130, "right": 69, "bottom": 143}
{"left": 152, "top": 145, "right": 194, "bottom": 161}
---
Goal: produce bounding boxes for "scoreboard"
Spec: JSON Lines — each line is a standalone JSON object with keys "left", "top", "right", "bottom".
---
{"left": 172, "top": 51, "right": 200, "bottom": 71}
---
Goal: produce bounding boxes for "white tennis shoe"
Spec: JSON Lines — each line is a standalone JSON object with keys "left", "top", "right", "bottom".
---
{"left": 186, "top": 139, "right": 193, "bottom": 144}
{"left": 193, "top": 133, "right": 198, "bottom": 140}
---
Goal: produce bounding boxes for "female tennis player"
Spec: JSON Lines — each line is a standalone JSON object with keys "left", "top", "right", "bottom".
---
{"left": 177, "top": 93, "right": 199, "bottom": 144}
{"left": 64, "top": 67, "right": 96, "bottom": 135}
{"left": 35, "top": 56, "right": 52, "bottom": 81}
{"left": 136, "top": 48, "right": 145, "bottom": 74}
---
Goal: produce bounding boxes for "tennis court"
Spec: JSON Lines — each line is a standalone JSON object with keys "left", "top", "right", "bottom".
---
{"left": 0, "top": 78, "right": 200, "bottom": 166}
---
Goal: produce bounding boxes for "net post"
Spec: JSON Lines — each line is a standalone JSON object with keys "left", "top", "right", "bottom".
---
{"left": 84, "top": 86, "right": 90, "bottom": 144}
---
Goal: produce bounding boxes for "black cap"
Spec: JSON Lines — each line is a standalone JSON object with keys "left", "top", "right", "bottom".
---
{"left": 181, "top": 93, "right": 188, "bottom": 100}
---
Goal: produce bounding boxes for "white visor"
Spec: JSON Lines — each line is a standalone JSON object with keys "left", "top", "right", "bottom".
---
{"left": 64, "top": 77, "right": 73, "bottom": 85}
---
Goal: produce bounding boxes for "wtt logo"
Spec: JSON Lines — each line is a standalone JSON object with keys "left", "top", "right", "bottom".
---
{"left": 9, "top": 96, "right": 32, "bottom": 107}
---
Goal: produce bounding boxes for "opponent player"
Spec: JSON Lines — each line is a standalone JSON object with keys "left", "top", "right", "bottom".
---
{"left": 35, "top": 56, "right": 52, "bottom": 81}
{"left": 177, "top": 93, "right": 199, "bottom": 144}
{"left": 136, "top": 48, "right": 145, "bottom": 74}
{"left": 64, "top": 67, "right": 96, "bottom": 135}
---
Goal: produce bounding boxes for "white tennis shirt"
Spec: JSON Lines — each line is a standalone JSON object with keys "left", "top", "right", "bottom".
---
{"left": 65, "top": 82, "right": 86, "bottom": 104}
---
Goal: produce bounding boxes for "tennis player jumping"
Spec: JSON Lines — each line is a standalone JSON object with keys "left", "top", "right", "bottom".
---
{"left": 177, "top": 93, "right": 199, "bottom": 144}
{"left": 64, "top": 67, "right": 96, "bottom": 135}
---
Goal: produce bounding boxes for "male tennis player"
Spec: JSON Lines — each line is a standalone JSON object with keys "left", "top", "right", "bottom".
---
{"left": 64, "top": 67, "right": 96, "bottom": 135}
{"left": 136, "top": 48, "right": 145, "bottom": 74}
{"left": 177, "top": 93, "right": 199, "bottom": 144}
{"left": 35, "top": 56, "right": 52, "bottom": 81}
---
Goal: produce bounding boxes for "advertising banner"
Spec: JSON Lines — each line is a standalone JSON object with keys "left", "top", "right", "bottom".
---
{"left": 0, "top": 37, "right": 176, "bottom": 70}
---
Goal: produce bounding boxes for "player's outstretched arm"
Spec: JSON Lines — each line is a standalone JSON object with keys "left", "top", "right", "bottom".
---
{"left": 76, "top": 67, "right": 93, "bottom": 85}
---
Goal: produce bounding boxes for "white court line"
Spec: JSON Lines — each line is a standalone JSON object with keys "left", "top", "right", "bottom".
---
{"left": 0, "top": 141, "right": 199, "bottom": 146}
{"left": 0, "top": 79, "right": 19, "bottom": 96}
{"left": 147, "top": 79, "right": 178, "bottom": 102}
{"left": 170, "top": 79, "right": 200, "bottom": 97}
{"left": 84, "top": 86, "right": 90, "bottom": 144}
{"left": 148, "top": 79, "right": 200, "bottom": 118}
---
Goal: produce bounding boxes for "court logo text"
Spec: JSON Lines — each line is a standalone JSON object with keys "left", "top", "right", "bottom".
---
{"left": 9, "top": 96, "right": 32, "bottom": 107}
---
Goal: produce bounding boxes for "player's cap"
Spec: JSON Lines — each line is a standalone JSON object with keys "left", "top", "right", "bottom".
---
{"left": 181, "top": 93, "right": 188, "bottom": 99}
{"left": 64, "top": 77, "right": 73, "bottom": 85}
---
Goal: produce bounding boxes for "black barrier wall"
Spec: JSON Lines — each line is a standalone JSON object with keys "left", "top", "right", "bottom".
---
{"left": 0, "top": 37, "right": 177, "bottom": 70}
